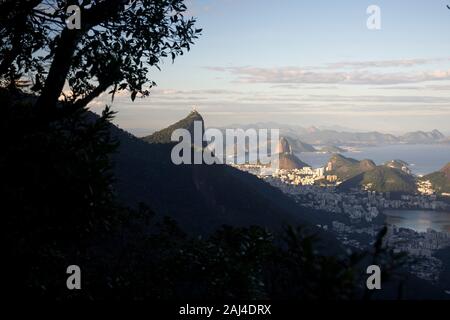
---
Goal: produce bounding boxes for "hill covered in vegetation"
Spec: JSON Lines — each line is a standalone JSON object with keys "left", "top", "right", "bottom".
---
{"left": 421, "top": 163, "right": 450, "bottom": 195}
{"left": 326, "top": 154, "right": 376, "bottom": 181}
{"left": 338, "top": 166, "right": 417, "bottom": 193}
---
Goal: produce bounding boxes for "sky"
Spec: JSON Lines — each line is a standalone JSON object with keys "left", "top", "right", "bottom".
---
{"left": 90, "top": 0, "right": 450, "bottom": 135}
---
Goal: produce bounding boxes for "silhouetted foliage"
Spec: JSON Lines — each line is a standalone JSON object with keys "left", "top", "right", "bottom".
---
{"left": 0, "top": 1, "right": 409, "bottom": 301}
{"left": 82, "top": 213, "right": 364, "bottom": 300}
{"left": 362, "top": 226, "right": 408, "bottom": 300}
{"left": 1, "top": 88, "right": 122, "bottom": 297}
{"left": 1, "top": 87, "right": 409, "bottom": 299}
{"left": 1, "top": 0, "right": 201, "bottom": 115}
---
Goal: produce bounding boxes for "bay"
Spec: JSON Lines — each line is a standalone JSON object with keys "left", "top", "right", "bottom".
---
{"left": 383, "top": 209, "right": 450, "bottom": 233}
{"left": 297, "top": 144, "right": 450, "bottom": 175}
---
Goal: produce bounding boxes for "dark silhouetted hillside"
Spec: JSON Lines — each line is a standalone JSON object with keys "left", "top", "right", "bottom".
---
{"left": 142, "top": 109, "right": 204, "bottom": 145}
{"left": 109, "top": 115, "right": 340, "bottom": 254}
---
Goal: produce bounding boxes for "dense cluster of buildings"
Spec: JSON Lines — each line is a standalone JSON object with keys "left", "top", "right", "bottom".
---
{"left": 384, "top": 226, "right": 450, "bottom": 282}
{"left": 386, "top": 226, "right": 450, "bottom": 256}
{"left": 417, "top": 179, "right": 435, "bottom": 195}
{"left": 265, "top": 176, "right": 449, "bottom": 212}
{"left": 232, "top": 164, "right": 338, "bottom": 186}
{"left": 323, "top": 221, "right": 449, "bottom": 282}
{"left": 233, "top": 164, "right": 449, "bottom": 222}
{"left": 329, "top": 221, "right": 379, "bottom": 250}
{"left": 270, "top": 167, "right": 330, "bottom": 186}
{"left": 233, "top": 163, "right": 450, "bottom": 284}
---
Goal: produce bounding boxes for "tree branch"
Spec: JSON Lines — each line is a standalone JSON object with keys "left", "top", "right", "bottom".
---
{"left": 34, "top": 0, "right": 128, "bottom": 116}
{"left": 72, "top": 79, "right": 114, "bottom": 110}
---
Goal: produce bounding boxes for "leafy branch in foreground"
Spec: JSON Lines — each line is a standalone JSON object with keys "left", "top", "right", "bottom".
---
{"left": 0, "top": 0, "right": 201, "bottom": 117}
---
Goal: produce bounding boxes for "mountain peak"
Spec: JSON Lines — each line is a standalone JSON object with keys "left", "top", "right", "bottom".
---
{"left": 277, "top": 136, "right": 292, "bottom": 154}
{"left": 306, "top": 126, "right": 319, "bottom": 133}
{"left": 142, "top": 110, "right": 204, "bottom": 144}
{"left": 401, "top": 129, "right": 445, "bottom": 143}
{"left": 359, "top": 159, "right": 376, "bottom": 170}
{"left": 189, "top": 107, "right": 202, "bottom": 117}
{"left": 187, "top": 108, "right": 203, "bottom": 120}
{"left": 272, "top": 136, "right": 310, "bottom": 169}
{"left": 384, "top": 159, "right": 411, "bottom": 174}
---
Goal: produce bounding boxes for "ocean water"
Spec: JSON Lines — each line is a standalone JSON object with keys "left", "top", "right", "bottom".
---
{"left": 384, "top": 209, "right": 450, "bottom": 233}
{"left": 297, "top": 144, "right": 450, "bottom": 175}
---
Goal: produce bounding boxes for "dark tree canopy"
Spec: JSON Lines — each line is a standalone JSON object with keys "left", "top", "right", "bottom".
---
{"left": 0, "top": 1, "right": 416, "bottom": 301}
{"left": 0, "top": 0, "right": 201, "bottom": 114}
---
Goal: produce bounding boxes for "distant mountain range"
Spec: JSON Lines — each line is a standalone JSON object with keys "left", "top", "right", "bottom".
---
{"left": 289, "top": 127, "right": 447, "bottom": 146}
{"left": 142, "top": 114, "right": 449, "bottom": 195}
{"left": 220, "top": 123, "right": 448, "bottom": 147}
{"left": 401, "top": 130, "right": 446, "bottom": 144}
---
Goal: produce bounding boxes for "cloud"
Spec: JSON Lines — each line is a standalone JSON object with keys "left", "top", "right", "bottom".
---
{"left": 370, "top": 84, "right": 450, "bottom": 91}
{"left": 205, "top": 57, "right": 450, "bottom": 85}
{"left": 205, "top": 66, "right": 450, "bottom": 85}
{"left": 324, "top": 58, "right": 450, "bottom": 69}
{"left": 303, "top": 95, "right": 450, "bottom": 104}
{"left": 100, "top": 84, "right": 450, "bottom": 110}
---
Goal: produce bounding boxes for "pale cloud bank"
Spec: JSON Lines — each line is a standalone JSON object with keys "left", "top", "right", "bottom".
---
{"left": 205, "top": 57, "right": 450, "bottom": 85}
{"left": 324, "top": 58, "right": 450, "bottom": 69}
{"left": 88, "top": 56, "right": 450, "bottom": 132}
{"left": 206, "top": 66, "right": 450, "bottom": 85}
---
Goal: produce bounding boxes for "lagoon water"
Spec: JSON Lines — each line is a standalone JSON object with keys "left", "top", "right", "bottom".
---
{"left": 383, "top": 209, "right": 450, "bottom": 233}
{"left": 297, "top": 144, "right": 450, "bottom": 175}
